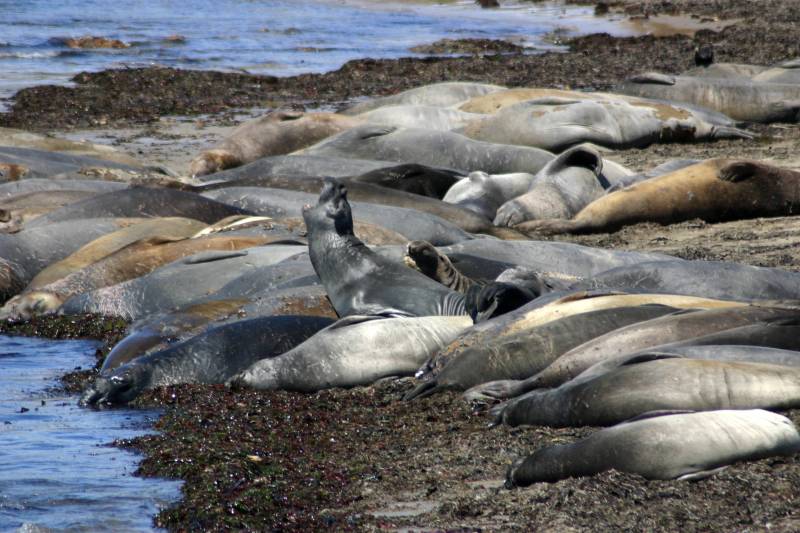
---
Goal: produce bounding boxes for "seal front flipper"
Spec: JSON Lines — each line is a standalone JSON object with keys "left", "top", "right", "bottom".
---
{"left": 718, "top": 161, "right": 764, "bottom": 182}
{"left": 677, "top": 466, "right": 728, "bottom": 481}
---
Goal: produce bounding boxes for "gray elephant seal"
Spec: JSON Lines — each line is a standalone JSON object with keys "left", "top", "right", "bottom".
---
{"left": 80, "top": 315, "right": 334, "bottom": 406}
{"left": 189, "top": 111, "right": 363, "bottom": 176}
{"left": 616, "top": 72, "right": 800, "bottom": 123}
{"left": 459, "top": 98, "right": 750, "bottom": 152}
{"left": 442, "top": 170, "right": 535, "bottom": 220}
{"left": 303, "top": 178, "right": 467, "bottom": 317}
{"left": 299, "top": 124, "right": 555, "bottom": 175}
{"left": 518, "top": 159, "right": 800, "bottom": 235}
{"left": 498, "top": 357, "right": 800, "bottom": 428}
{"left": 228, "top": 315, "right": 473, "bottom": 392}
{"left": 506, "top": 410, "right": 800, "bottom": 486}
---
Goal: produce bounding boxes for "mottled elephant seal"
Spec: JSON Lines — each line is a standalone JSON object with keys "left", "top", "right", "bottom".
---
{"left": 517, "top": 159, "right": 800, "bottom": 235}
{"left": 189, "top": 111, "right": 364, "bottom": 176}
{"left": 506, "top": 410, "right": 800, "bottom": 486}
{"left": 459, "top": 98, "right": 751, "bottom": 153}
{"left": 303, "top": 178, "right": 467, "bottom": 317}
{"left": 358, "top": 105, "right": 482, "bottom": 131}
{"left": 342, "top": 82, "right": 505, "bottom": 115}
{"left": 616, "top": 72, "right": 800, "bottom": 123}
{"left": 229, "top": 315, "right": 473, "bottom": 392}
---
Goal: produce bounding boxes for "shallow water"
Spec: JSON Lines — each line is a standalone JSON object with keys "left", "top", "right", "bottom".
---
{"left": 0, "top": 0, "right": 634, "bottom": 101}
{"left": 0, "top": 335, "right": 181, "bottom": 532}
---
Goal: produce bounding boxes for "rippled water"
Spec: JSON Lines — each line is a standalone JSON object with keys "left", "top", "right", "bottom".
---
{"left": 0, "top": 0, "right": 632, "bottom": 99}
{"left": 0, "top": 335, "right": 181, "bottom": 532}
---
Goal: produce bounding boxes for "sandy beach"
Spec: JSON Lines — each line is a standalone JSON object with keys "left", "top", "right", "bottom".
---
{"left": 3, "top": 0, "right": 800, "bottom": 530}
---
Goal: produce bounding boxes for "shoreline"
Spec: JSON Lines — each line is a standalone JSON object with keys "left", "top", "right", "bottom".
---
{"left": 3, "top": 0, "right": 800, "bottom": 529}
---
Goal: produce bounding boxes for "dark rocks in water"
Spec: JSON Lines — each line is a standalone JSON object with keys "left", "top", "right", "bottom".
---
{"left": 410, "top": 38, "right": 522, "bottom": 56}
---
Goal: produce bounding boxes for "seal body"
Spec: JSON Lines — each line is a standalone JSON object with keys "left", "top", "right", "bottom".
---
{"left": 342, "top": 82, "right": 505, "bottom": 115}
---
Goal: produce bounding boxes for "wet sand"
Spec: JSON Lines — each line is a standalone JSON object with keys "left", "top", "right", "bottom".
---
{"left": 3, "top": 0, "right": 800, "bottom": 530}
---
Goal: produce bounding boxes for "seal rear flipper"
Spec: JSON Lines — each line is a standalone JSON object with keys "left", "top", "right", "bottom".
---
{"left": 710, "top": 126, "right": 754, "bottom": 141}
{"left": 403, "top": 379, "right": 441, "bottom": 401}
{"left": 676, "top": 466, "right": 728, "bottom": 481}
{"left": 629, "top": 72, "right": 677, "bottom": 85}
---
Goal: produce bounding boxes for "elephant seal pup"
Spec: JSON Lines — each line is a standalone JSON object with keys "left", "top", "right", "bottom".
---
{"left": 493, "top": 145, "right": 609, "bottom": 227}
{"left": 299, "top": 124, "right": 555, "bottom": 175}
{"left": 358, "top": 105, "right": 482, "bottom": 131}
{"left": 498, "top": 358, "right": 800, "bottom": 428}
{"left": 303, "top": 178, "right": 467, "bottom": 317}
{"left": 469, "top": 305, "right": 799, "bottom": 402}
{"left": 349, "top": 163, "right": 463, "bottom": 199}
{"left": 188, "top": 111, "right": 364, "bottom": 176}
{"left": 506, "top": 410, "right": 800, "bottom": 486}
{"left": 459, "top": 98, "right": 751, "bottom": 153}
{"left": 26, "top": 187, "right": 250, "bottom": 228}
{"left": 517, "top": 159, "right": 800, "bottom": 235}
{"left": 229, "top": 315, "right": 473, "bottom": 392}
{"left": 443, "top": 171, "right": 536, "bottom": 219}
{"left": 341, "top": 82, "right": 505, "bottom": 115}
{"left": 80, "top": 315, "right": 335, "bottom": 406}
{"left": 27, "top": 217, "right": 207, "bottom": 288}
{"left": 616, "top": 72, "right": 800, "bottom": 123}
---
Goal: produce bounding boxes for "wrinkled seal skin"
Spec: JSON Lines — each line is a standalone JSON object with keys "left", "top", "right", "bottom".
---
{"left": 349, "top": 163, "right": 463, "bottom": 199}
{"left": 189, "top": 110, "right": 364, "bottom": 176}
{"left": 26, "top": 187, "right": 251, "bottom": 228}
{"left": 459, "top": 98, "right": 750, "bottom": 153}
{"left": 229, "top": 315, "right": 473, "bottom": 393}
{"left": 303, "top": 178, "right": 467, "bottom": 317}
{"left": 616, "top": 72, "right": 800, "bottom": 123}
{"left": 506, "top": 410, "right": 800, "bottom": 486}
{"left": 341, "top": 82, "right": 505, "bottom": 115}
{"left": 81, "top": 315, "right": 335, "bottom": 406}
{"left": 499, "top": 358, "right": 800, "bottom": 429}
{"left": 405, "top": 303, "right": 679, "bottom": 399}
{"left": 518, "top": 159, "right": 800, "bottom": 235}
{"left": 299, "top": 124, "right": 555, "bottom": 176}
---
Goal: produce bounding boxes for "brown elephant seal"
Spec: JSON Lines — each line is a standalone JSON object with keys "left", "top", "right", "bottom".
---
{"left": 516, "top": 159, "right": 800, "bottom": 235}
{"left": 506, "top": 410, "right": 800, "bottom": 486}
{"left": 189, "top": 110, "right": 363, "bottom": 176}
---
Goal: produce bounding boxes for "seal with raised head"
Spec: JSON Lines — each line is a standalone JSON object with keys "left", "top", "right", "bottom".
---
{"left": 517, "top": 159, "right": 800, "bottom": 235}
{"left": 303, "top": 178, "right": 467, "bottom": 317}
{"left": 506, "top": 410, "right": 800, "bottom": 486}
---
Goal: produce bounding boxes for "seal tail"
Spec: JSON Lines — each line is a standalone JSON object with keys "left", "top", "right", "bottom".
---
{"left": 402, "top": 380, "right": 441, "bottom": 401}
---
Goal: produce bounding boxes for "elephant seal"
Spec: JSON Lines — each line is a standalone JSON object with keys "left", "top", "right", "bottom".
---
{"left": 299, "top": 124, "right": 555, "bottom": 175}
{"left": 498, "top": 357, "right": 800, "bottom": 428}
{"left": 584, "top": 259, "right": 800, "bottom": 302}
{"left": 276, "top": 216, "right": 408, "bottom": 245}
{"left": 517, "top": 159, "right": 800, "bottom": 235}
{"left": 1, "top": 234, "right": 290, "bottom": 320}
{"left": 616, "top": 72, "right": 800, "bottom": 123}
{"left": 27, "top": 217, "right": 207, "bottom": 288}
{"left": 0, "top": 178, "right": 127, "bottom": 198}
{"left": 407, "top": 293, "right": 741, "bottom": 399}
{"left": 26, "top": 187, "right": 250, "bottom": 228}
{"left": 0, "top": 127, "right": 143, "bottom": 167}
{"left": 303, "top": 178, "right": 467, "bottom": 317}
{"left": 472, "top": 305, "right": 799, "bottom": 402}
{"left": 342, "top": 82, "right": 505, "bottom": 115}
{"left": 0, "top": 145, "right": 145, "bottom": 181}
{"left": 202, "top": 186, "right": 474, "bottom": 245}
{"left": 493, "top": 145, "right": 609, "bottom": 226}
{"left": 188, "top": 111, "right": 364, "bottom": 176}
{"left": 0, "top": 189, "right": 97, "bottom": 231}
{"left": 506, "top": 410, "right": 800, "bottom": 486}
{"left": 196, "top": 171, "right": 495, "bottom": 235}
{"left": 605, "top": 159, "right": 700, "bottom": 193}
{"left": 229, "top": 315, "right": 473, "bottom": 392}
{"left": 358, "top": 105, "right": 482, "bottom": 131}
{"left": 80, "top": 315, "right": 335, "bottom": 406}
{"left": 349, "top": 163, "right": 463, "bottom": 199}
{"left": 459, "top": 98, "right": 751, "bottom": 153}
{"left": 443, "top": 171, "right": 536, "bottom": 219}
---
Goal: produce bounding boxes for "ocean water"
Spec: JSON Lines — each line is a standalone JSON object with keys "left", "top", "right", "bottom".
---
{"left": 0, "top": 0, "right": 633, "bottom": 100}
{"left": 0, "top": 335, "right": 181, "bottom": 532}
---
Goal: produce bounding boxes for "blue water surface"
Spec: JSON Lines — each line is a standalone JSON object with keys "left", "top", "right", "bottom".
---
{"left": 0, "top": 335, "right": 181, "bottom": 532}
{"left": 0, "top": 0, "right": 630, "bottom": 99}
